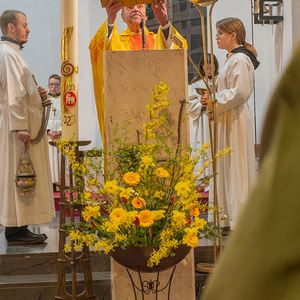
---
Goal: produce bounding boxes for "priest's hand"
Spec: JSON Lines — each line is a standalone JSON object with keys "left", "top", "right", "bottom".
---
{"left": 201, "top": 92, "right": 207, "bottom": 107}
{"left": 17, "top": 130, "right": 31, "bottom": 149}
{"left": 152, "top": 0, "right": 168, "bottom": 27}
{"left": 106, "top": 0, "right": 123, "bottom": 25}
{"left": 38, "top": 86, "right": 48, "bottom": 100}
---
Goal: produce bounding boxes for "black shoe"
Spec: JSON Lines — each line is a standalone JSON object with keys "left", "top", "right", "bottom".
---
{"left": 6, "top": 229, "right": 48, "bottom": 245}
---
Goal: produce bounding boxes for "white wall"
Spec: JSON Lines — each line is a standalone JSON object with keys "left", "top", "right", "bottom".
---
{"left": 1, "top": 1, "right": 61, "bottom": 87}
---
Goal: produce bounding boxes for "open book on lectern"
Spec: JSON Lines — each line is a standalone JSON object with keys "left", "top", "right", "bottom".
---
{"left": 100, "top": 0, "right": 153, "bottom": 7}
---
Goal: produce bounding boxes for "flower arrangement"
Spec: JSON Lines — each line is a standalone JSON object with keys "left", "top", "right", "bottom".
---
{"left": 58, "top": 80, "right": 230, "bottom": 268}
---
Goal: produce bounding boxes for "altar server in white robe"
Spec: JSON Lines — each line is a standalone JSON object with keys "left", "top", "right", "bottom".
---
{"left": 47, "top": 74, "right": 62, "bottom": 187}
{"left": 189, "top": 54, "right": 219, "bottom": 223}
{"left": 189, "top": 53, "right": 219, "bottom": 181}
{"left": 202, "top": 41, "right": 300, "bottom": 300}
{"left": 0, "top": 10, "right": 55, "bottom": 244}
{"left": 201, "top": 17, "right": 259, "bottom": 230}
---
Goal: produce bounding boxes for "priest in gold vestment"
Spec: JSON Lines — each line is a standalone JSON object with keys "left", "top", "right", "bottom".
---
{"left": 89, "top": 0, "right": 187, "bottom": 149}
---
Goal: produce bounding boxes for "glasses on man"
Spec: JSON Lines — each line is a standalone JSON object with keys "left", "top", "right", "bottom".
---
{"left": 49, "top": 84, "right": 61, "bottom": 87}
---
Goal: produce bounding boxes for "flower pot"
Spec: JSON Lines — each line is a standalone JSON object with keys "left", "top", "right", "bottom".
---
{"left": 110, "top": 245, "right": 191, "bottom": 273}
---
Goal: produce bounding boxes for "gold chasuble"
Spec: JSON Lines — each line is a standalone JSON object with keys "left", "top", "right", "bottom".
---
{"left": 89, "top": 20, "right": 187, "bottom": 151}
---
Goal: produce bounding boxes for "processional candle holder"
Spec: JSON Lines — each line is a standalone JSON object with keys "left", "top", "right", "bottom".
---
{"left": 171, "top": 0, "right": 222, "bottom": 272}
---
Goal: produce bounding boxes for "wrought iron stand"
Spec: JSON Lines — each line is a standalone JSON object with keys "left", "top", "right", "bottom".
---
{"left": 125, "top": 266, "right": 178, "bottom": 300}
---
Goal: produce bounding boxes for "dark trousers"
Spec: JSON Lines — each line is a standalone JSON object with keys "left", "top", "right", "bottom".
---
{"left": 5, "top": 225, "right": 28, "bottom": 239}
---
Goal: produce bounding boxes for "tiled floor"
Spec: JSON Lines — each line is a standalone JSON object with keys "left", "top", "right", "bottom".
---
{"left": 0, "top": 213, "right": 81, "bottom": 255}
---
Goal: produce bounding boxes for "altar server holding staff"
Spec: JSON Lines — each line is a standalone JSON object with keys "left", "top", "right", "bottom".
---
{"left": 201, "top": 17, "right": 259, "bottom": 230}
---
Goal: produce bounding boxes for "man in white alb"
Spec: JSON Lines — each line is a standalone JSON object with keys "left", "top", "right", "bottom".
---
{"left": 0, "top": 10, "right": 55, "bottom": 244}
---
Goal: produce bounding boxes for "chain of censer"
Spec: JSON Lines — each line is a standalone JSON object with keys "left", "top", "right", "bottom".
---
{"left": 16, "top": 97, "right": 52, "bottom": 177}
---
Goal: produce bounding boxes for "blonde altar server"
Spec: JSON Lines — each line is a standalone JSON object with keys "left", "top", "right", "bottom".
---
{"left": 89, "top": 0, "right": 187, "bottom": 150}
{"left": 47, "top": 74, "right": 62, "bottom": 188}
{"left": 0, "top": 10, "right": 55, "bottom": 244}
{"left": 201, "top": 42, "right": 300, "bottom": 300}
{"left": 201, "top": 17, "right": 259, "bottom": 230}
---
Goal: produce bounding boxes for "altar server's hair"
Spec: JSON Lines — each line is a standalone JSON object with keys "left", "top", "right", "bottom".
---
{"left": 49, "top": 74, "right": 61, "bottom": 83}
{"left": 216, "top": 17, "right": 258, "bottom": 57}
{"left": 190, "top": 53, "right": 219, "bottom": 84}
{"left": 0, "top": 10, "right": 26, "bottom": 36}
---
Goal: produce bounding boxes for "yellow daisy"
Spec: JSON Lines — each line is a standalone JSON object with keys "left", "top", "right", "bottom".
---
{"left": 155, "top": 167, "right": 170, "bottom": 178}
{"left": 132, "top": 197, "right": 146, "bottom": 209}
{"left": 190, "top": 203, "right": 200, "bottom": 217}
{"left": 123, "top": 172, "right": 141, "bottom": 186}
{"left": 138, "top": 210, "right": 154, "bottom": 227}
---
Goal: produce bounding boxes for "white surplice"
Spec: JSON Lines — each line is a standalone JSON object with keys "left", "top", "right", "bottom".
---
{"left": 47, "top": 94, "right": 61, "bottom": 183}
{"left": 0, "top": 41, "right": 55, "bottom": 227}
{"left": 216, "top": 52, "right": 256, "bottom": 229}
{"left": 189, "top": 78, "right": 216, "bottom": 220}
{"left": 188, "top": 78, "right": 217, "bottom": 177}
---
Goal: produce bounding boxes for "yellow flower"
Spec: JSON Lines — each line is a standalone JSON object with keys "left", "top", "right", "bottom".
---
{"left": 123, "top": 172, "right": 141, "bottom": 186}
{"left": 82, "top": 205, "right": 101, "bottom": 222}
{"left": 155, "top": 167, "right": 170, "bottom": 178}
{"left": 138, "top": 210, "right": 154, "bottom": 227}
{"left": 175, "top": 181, "right": 191, "bottom": 197}
{"left": 172, "top": 211, "right": 186, "bottom": 227}
{"left": 104, "top": 180, "right": 119, "bottom": 194}
{"left": 69, "top": 230, "right": 82, "bottom": 242}
{"left": 141, "top": 156, "right": 154, "bottom": 168}
{"left": 110, "top": 208, "right": 127, "bottom": 225}
{"left": 74, "top": 242, "right": 83, "bottom": 251}
{"left": 153, "top": 191, "right": 164, "bottom": 200}
{"left": 183, "top": 164, "right": 193, "bottom": 175}
{"left": 183, "top": 235, "right": 199, "bottom": 247}
{"left": 126, "top": 211, "right": 138, "bottom": 223}
{"left": 132, "top": 197, "right": 146, "bottom": 209}
{"left": 83, "top": 192, "right": 91, "bottom": 202}
{"left": 105, "top": 221, "right": 119, "bottom": 233}
{"left": 184, "top": 227, "right": 198, "bottom": 236}
{"left": 64, "top": 242, "right": 71, "bottom": 253}
{"left": 152, "top": 210, "right": 165, "bottom": 220}
{"left": 119, "top": 187, "right": 132, "bottom": 199}
{"left": 192, "top": 217, "right": 207, "bottom": 230}
{"left": 190, "top": 203, "right": 200, "bottom": 217}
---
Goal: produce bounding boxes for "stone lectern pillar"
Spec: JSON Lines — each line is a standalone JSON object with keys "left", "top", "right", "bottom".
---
{"left": 103, "top": 49, "right": 195, "bottom": 300}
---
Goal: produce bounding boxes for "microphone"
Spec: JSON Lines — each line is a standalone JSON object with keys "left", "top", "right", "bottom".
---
{"left": 140, "top": 18, "right": 146, "bottom": 50}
